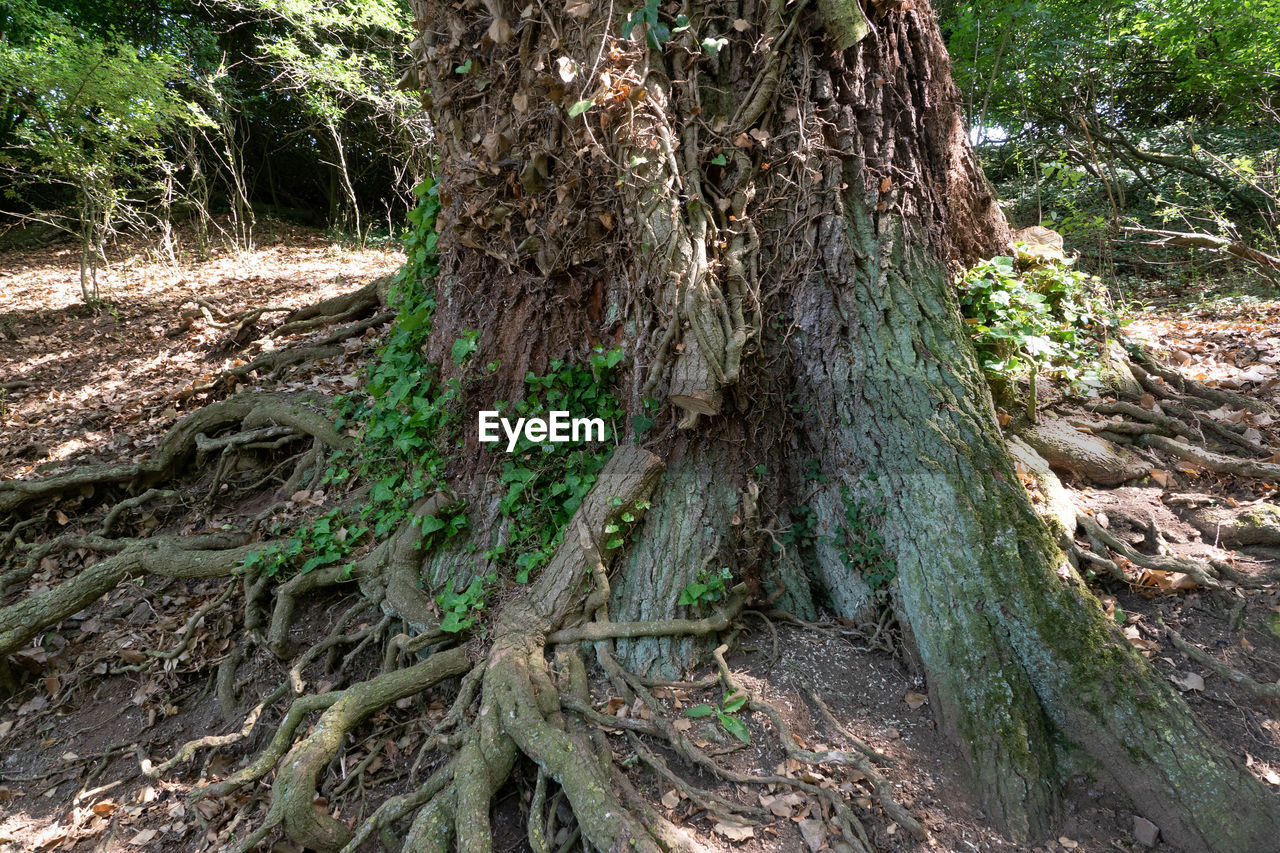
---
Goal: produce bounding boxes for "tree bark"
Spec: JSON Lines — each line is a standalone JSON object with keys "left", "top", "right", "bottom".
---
{"left": 401, "top": 0, "right": 1280, "bottom": 848}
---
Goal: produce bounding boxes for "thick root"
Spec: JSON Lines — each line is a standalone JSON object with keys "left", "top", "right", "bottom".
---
{"left": 0, "top": 393, "right": 348, "bottom": 517}
{"left": 270, "top": 649, "right": 472, "bottom": 852}
{"left": 0, "top": 533, "right": 256, "bottom": 657}
{"left": 270, "top": 278, "right": 389, "bottom": 338}
{"left": 1144, "top": 434, "right": 1280, "bottom": 480}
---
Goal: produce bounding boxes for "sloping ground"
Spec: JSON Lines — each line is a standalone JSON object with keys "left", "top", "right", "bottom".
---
{"left": 0, "top": 237, "right": 1278, "bottom": 853}
{"left": 0, "top": 226, "right": 401, "bottom": 480}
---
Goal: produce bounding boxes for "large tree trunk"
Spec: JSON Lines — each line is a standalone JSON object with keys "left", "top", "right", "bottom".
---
{"left": 400, "top": 0, "right": 1280, "bottom": 849}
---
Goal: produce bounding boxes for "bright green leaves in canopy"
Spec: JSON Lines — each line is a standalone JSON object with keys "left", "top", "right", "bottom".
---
{"left": 0, "top": 0, "right": 207, "bottom": 195}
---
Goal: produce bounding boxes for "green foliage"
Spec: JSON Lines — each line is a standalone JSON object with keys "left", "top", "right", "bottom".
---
{"left": 685, "top": 692, "right": 751, "bottom": 744}
{"left": 0, "top": 0, "right": 208, "bottom": 297}
{"left": 775, "top": 505, "right": 816, "bottom": 553}
{"left": 837, "top": 481, "right": 895, "bottom": 593}
{"left": 677, "top": 566, "right": 732, "bottom": 610}
{"left": 621, "top": 0, "right": 689, "bottom": 48}
{"left": 489, "top": 349, "right": 626, "bottom": 583}
{"left": 601, "top": 495, "right": 651, "bottom": 552}
{"left": 437, "top": 574, "right": 492, "bottom": 634}
{"left": 1, "top": 0, "right": 431, "bottom": 254}
{"left": 241, "top": 508, "right": 365, "bottom": 579}
{"left": 958, "top": 252, "right": 1117, "bottom": 382}
{"left": 245, "top": 178, "right": 461, "bottom": 580}
{"left": 940, "top": 0, "right": 1279, "bottom": 271}
{"left": 944, "top": 0, "right": 1280, "bottom": 138}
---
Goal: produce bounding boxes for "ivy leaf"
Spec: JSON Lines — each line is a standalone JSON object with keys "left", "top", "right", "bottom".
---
{"left": 418, "top": 515, "right": 447, "bottom": 534}
{"left": 441, "top": 611, "right": 469, "bottom": 633}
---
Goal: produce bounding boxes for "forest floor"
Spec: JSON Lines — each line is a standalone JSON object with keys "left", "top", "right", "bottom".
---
{"left": 2, "top": 233, "right": 1279, "bottom": 853}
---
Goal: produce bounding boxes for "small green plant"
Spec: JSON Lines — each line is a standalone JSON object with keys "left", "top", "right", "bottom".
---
{"left": 802, "top": 458, "right": 828, "bottom": 484}
{"left": 241, "top": 177, "right": 464, "bottom": 580}
{"left": 437, "top": 574, "right": 493, "bottom": 633}
{"left": 685, "top": 691, "right": 751, "bottom": 744}
{"left": 677, "top": 566, "right": 732, "bottom": 609}
{"left": 838, "top": 481, "right": 895, "bottom": 593}
{"left": 621, "top": 0, "right": 689, "bottom": 48}
{"left": 958, "top": 252, "right": 1118, "bottom": 384}
{"left": 602, "top": 496, "right": 651, "bottom": 550}
{"left": 775, "top": 504, "right": 816, "bottom": 553}
{"left": 451, "top": 329, "right": 479, "bottom": 364}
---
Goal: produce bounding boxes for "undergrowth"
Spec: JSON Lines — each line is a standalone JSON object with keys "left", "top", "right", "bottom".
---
{"left": 244, "top": 178, "right": 464, "bottom": 580}
{"left": 958, "top": 248, "right": 1119, "bottom": 386}
{"left": 488, "top": 348, "right": 626, "bottom": 583}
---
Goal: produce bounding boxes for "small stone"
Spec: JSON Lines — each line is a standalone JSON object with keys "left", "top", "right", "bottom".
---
{"left": 798, "top": 819, "right": 826, "bottom": 852}
{"left": 1133, "top": 816, "right": 1159, "bottom": 847}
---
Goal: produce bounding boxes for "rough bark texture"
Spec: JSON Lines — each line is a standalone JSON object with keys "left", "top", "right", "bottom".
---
{"left": 398, "top": 0, "right": 1280, "bottom": 847}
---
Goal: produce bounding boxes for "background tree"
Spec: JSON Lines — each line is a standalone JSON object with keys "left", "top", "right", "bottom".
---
{"left": 0, "top": 0, "right": 205, "bottom": 300}
{"left": 938, "top": 0, "right": 1280, "bottom": 272}
{"left": 0, "top": 0, "right": 432, "bottom": 268}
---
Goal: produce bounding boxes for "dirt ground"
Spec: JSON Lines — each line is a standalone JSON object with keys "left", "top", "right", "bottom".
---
{"left": 3, "top": 234, "right": 1279, "bottom": 853}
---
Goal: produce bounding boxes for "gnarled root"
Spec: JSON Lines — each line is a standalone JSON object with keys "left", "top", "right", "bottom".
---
{"left": 0, "top": 392, "right": 349, "bottom": 518}
{"left": 270, "top": 277, "right": 390, "bottom": 339}
{"left": 0, "top": 533, "right": 257, "bottom": 657}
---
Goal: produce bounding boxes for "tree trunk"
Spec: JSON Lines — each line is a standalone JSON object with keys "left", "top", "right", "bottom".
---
{"left": 401, "top": 0, "right": 1280, "bottom": 848}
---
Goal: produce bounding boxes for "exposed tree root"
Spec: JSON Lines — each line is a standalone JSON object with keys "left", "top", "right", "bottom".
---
{"left": 1164, "top": 622, "right": 1280, "bottom": 700}
{"left": 241, "top": 649, "right": 473, "bottom": 853}
{"left": 177, "top": 447, "right": 779, "bottom": 853}
{"left": 0, "top": 533, "right": 258, "bottom": 656}
{"left": 270, "top": 277, "right": 389, "bottom": 339}
{"left": 227, "top": 345, "right": 345, "bottom": 380}
{"left": 0, "top": 393, "right": 348, "bottom": 517}
{"left": 1144, "top": 434, "right": 1280, "bottom": 480}
{"left": 1132, "top": 352, "right": 1280, "bottom": 417}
